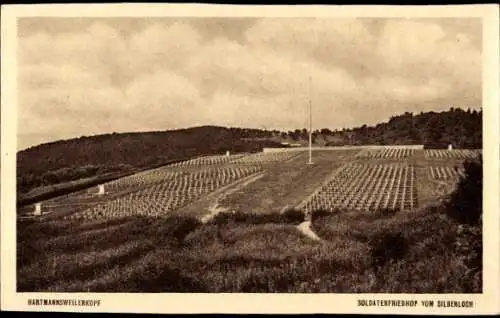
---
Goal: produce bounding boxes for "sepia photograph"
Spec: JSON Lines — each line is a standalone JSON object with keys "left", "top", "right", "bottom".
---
{"left": 1, "top": 3, "right": 499, "bottom": 315}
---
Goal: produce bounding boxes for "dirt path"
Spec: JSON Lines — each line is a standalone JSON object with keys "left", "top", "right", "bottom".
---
{"left": 177, "top": 171, "right": 266, "bottom": 222}
{"left": 200, "top": 172, "right": 266, "bottom": 223}
{"left": 296, "top": 221, "right": 321, "bottom": 241}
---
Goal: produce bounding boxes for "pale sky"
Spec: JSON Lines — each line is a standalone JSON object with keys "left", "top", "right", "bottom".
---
{"left": 17, "top": 17, "right": 482, "bottom": 150}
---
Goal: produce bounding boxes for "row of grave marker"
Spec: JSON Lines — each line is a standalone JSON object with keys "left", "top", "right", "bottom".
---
{"left": 31, "top": 152, "right": 232, "bottom": 216}
{"left": 28, "top": 146, "right": 451, "bottom": 216}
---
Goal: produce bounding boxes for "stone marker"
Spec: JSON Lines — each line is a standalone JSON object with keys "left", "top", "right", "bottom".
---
{"left": 34, "top": 203, "right": 42, "bottom": 216}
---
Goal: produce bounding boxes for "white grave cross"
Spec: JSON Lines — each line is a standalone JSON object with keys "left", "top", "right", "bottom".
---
{"left": 34, "top": 203, "right": 42, "bottom": 216}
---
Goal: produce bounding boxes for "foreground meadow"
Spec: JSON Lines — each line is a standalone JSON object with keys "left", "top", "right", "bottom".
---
{"left": 18, "top": 188, "right": 481, "bottom": 293}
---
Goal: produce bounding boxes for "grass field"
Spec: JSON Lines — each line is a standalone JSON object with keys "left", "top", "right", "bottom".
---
{"left": 216, "top": 150, "right": 359, "bottom": 215}
{"left": 17, "top": 204, "right": 480, "bottom": 292}
{"left": 17, "top": 147, "right": 482, "bottom": 293}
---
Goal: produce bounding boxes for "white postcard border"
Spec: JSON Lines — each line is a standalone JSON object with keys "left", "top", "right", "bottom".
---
{"left": 1, "top": 4, "right": 499, "bottom": 314}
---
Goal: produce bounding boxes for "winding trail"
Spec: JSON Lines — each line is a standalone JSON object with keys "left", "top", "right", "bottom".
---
{"left": 296, "top": 220, "right": 321, "bottom": 241}
{"left": 200, "top": 172, "right": 266, "bottom": 224}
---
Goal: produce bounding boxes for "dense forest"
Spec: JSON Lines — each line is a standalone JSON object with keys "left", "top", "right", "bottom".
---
{"left": 17, "top": 107, "right": 482, "bottom": 197}
{"left": 322, "top": 107, "right": 482, "bottom": 148}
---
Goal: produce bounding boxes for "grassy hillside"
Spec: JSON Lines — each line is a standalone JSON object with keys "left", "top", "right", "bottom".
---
{"left": 19, "top": 205, "right": 468, "bottom": 293}
{"left": 17, "top": 108, "right": 482, "bottom": 200}
{"left": 17, "top": 126, "right": 283, "bottom": 199}
{"left": 17, "top": 158, "right": 482, "bottom": 293}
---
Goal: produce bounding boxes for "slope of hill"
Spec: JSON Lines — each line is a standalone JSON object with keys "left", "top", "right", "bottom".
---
{"left": 17, "top": 157, "right": 482, "bottom": 293}
{"left": 17, "top": 126, "right": 282, "bottom": 198}
{"left": 17, "top": 108, "right": 482, "bottom": 200}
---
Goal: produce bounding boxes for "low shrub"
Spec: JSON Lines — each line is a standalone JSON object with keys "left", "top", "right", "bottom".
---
{"left": 446, "top": 157, "right": 482, "bottom": 225}
{"left": 280, "top": 207, "right": 305, "bottom": 224}
{"left": 310, "top": 208, "right": 331, "bottom": 221}
{"left": 371, "top": 208, "right": 398, "bottom": 218}
{"left": 209, "top": 209, "right": 304, "bottom": 226}
{"left": 159, "top": 215, "right": 202, "bottom": 244}
{"left": 369, "top": 232, "right": 409, "bottom": 271}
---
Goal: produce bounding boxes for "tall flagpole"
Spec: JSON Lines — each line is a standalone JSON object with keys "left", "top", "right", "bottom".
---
{"left": 307, "top": 75, "right": 314, "bottom": 165}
